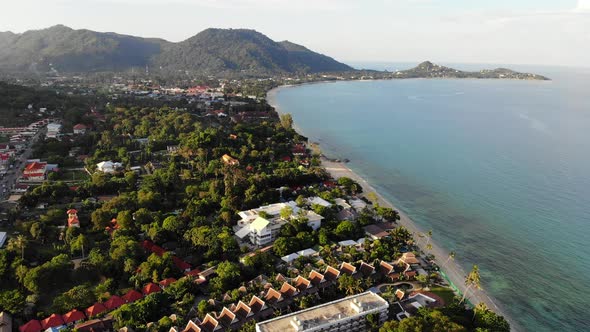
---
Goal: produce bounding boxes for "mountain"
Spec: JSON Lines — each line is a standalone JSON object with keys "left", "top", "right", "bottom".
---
{"left": 0, "top": 26, "right": 352, "bottom": 76}
{"left": 394, "top": 61, "right": 549, "bottom": 80}
{"left": 0, "top": 25, "right": 166, "bottom": 73}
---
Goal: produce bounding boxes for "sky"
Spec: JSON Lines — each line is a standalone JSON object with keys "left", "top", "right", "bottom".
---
{"left": 0, "top": 0, "right": 589, "bottom": 67}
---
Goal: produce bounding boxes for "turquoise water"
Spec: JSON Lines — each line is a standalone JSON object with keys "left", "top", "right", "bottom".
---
{"left": 270, "top": 69, "right": 590, "bottom": 331}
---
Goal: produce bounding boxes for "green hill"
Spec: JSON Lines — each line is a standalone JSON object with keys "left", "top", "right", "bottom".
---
{"left": 0, "top": 26, "right": 351, "bottom": 76}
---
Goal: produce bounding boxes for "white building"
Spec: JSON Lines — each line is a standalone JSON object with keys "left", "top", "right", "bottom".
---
{"left": 46, "top": 123, "right": 62, "bottom": 139}
{"left": 96, "top": 161, "right": 123, "bottom": 174}
{"left": 235, "top": 202, "right": 323, "bottom": 246}
{"left": 306, "top": 197, "right": 332, "bottom": 208}
{"left": 256, "top": 291, "right": 389, "bottom": 332}
{"left": 348, "top": 198, "right": 367, "bottom": 212}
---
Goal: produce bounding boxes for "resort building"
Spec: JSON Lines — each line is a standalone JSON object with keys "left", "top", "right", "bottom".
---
{"left": 255, "top": 291, "right": 389, "bottom": 332}
{"left": 22, "top": 161, "right": 48, "bottom": 181}
{"left": 235, "top": 202, "right": 323, "bottom": 246}
{"left": 67, "top": 209, "right": 80, "bottom": 228}
{"left": 222, "top": 154, "right": 240, "bottom": 166}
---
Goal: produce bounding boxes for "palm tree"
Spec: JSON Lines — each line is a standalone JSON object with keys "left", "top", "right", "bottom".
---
{"left": 460, "top": 265, "right": 482, "bottom": 304}
{"left": 473, "top": 302, "right": 488, "bottom": 320}
{"left": 442, "top": 251, "right": 456, "bottom": 271}
{"left": 424, "top": 229, "right": 433, "bottom": 247}
{"left": 7, "top": 235, "right": 27, "bottom": 260}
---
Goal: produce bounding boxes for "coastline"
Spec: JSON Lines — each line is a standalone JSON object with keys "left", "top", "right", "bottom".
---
{"left": 267, "top": 86, "right": 520, "bottom": 331}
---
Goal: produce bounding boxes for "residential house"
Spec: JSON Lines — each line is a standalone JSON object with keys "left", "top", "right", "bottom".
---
{"left": 96, "top": 161, "right": 123, "bottom": 174}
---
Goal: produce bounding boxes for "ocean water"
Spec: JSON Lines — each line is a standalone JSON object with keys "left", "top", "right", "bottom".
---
{"left": 269, "top": 67, "right": 590, "bottom": 331}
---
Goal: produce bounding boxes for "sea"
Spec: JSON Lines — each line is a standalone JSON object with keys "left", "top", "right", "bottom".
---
{"left": 268, "top": 63, "right": 590, "bottom": 332}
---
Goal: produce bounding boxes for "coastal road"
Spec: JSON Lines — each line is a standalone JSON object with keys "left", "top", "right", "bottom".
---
{"left": 322, "top": 158, "right": 521, "bottom": 331}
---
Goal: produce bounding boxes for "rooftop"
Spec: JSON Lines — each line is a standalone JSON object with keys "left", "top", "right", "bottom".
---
{"left": 256, "top": 292, "right": 388, "bottom": 332}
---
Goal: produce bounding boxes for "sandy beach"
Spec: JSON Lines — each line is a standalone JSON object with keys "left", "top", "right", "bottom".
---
{"left": 322, "top": 158, "right": 519, "bottom": 331}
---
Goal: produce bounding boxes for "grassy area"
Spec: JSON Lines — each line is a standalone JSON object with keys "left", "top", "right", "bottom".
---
{"left": 430, "top": 286, "right": 457, "bottom": 304}
{"left": 60, "top": 170, "right": 90, "bottom": 181}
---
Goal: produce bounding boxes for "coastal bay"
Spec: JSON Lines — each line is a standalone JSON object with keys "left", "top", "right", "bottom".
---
{"left": 267, "top": 68, "right": 590, "bottom": 331}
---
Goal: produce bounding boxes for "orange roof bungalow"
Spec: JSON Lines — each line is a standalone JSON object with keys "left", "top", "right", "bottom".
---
{"left": 400, "top": 252, "right": 420, "bottom": 265}
{"left": 221, "top": 154, "right": 239, "bottom": 166}
{"left": 122, "top": 289, "right": 143, "bottom": 303}
{"left": 308, "top": 270, "right": 326, "bottom": 287}
{"left": 233, "top": 301, "right": 253, "bottom": 320}
{"left": 62, "top": 309, "right": 86, "bottom": 325}
{"left": 217, "top": 307, "right": 239, "bottom": 328}
{"left": 404, "top": 270, "right": 417, "bottom": 280}
{"left": 159, "top": 277, "right": 178, "bottom": 288}
{"left": 279, "top": 282, "right": 299, "bottom": 298}
{"left": 379, "top": 261, "right": 395, "bottom": 275}
{"left": 324, "top": 266, "right": 341, "bottom": 282}
{"left": 142, "top": 282, "right": 162, "bottom": 295}
{"left": 264, "top": 288, "right": 283, "bottom": 305}
{"left": 339, "top": 262, "right": 357, "bottom": 276}
{"left": 183, "top": 320, "right": 202, "bottom": 332}
{"left": 41, "top": 314, "right": 65, "bottom": 330}
{"left": 359, "top": 261, "right": 376, "bottom": 277}
{"left": 248, "top": 296, "right": 268, "bottom": 315}
{"left": 85, "top": 302, "right": 107, "bottom": 318}
{"left": 104, "top": 295, "right": 125, "bottom": 310}
{"left": 199, "top": 314, "right": 221, "bottom": 332}
{"left": 19, "top": 319, "right": 42, "bottom": 332}
{"left": 293, "top": 276, "right": 312, "bottom": 293}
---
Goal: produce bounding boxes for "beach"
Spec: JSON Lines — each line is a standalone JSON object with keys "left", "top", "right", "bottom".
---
{"left": 267, "top": 86, "right": 520, "bottom": 331}
{"left": 321, "top": 158, "right": 517, "bottom": 330}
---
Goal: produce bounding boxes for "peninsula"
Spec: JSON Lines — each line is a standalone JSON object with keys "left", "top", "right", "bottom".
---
{"left": 388, "top": 61, "right": 549, "bottom": 80}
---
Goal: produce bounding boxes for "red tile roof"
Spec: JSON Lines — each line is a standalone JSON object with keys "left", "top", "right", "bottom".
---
{"left": 122, "top": 289, "right": 143, "bottom": 303}
{"left": 19, "top": 319, "right": 42, "bottom": 332}
{"left": 142, "top": 282, "right": 162, "bottom": 295}
{"left": 41, "top": 314, "right": 65, "bottom": 329}
{"left": 25, "top": 162, "right": 46, "bottom": 171}
{"left": 173, "top": 256, "right": 191, "bottom": 271}
{"left": 308, "top": 270, "right": 325, "bottom": 285}
{"left": 200, "top": 314, "right": 219, "bottom": 332}
{"left": 183, "top": 320, "right": 202, "bottom": 332}
{"left": 159, "top": 277, "right": 178, "bottom": 287}
{"left": 217, "top": 307, "right": 237, "bottom": 327}
{"left": 340, "top": 262, "right": 357, "bottom": 275}
{"left": 324, "top": 266, "right": 340, "bottom": 281}
{"left": 85, "top": 302, "right": 107, "bottom": 317}
{"left": 104, "top": 295, "right": 125, "bottom": 310}
{"left": 265, "top": 288, "right": 282, "bottom": 303}
{"left": 62, "top": 309, "right": 86, "bottom": 324}
{"left": 233, "top": 301, "right": 252, "bottom": 319}
{"left": 279, "top": 282, "right": 298, "bottom": 298}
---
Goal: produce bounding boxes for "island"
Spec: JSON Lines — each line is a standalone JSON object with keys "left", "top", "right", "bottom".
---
{"left": 388, "top": 61, "right": 549, "bottom": 80}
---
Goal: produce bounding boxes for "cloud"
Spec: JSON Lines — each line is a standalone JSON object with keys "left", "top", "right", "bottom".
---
{"left": 576, "top": 0, "right": 590, "bottom": 11}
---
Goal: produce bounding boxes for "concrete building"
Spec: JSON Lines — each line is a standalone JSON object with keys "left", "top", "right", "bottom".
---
{"left": 256, "top": 291, "right": 389, "bottom": 332}
{"left": 235, "top": 202, "right": 323, "bottom": 246}
{"left": 46, "top": 123, "right": 62, "bottom": 139}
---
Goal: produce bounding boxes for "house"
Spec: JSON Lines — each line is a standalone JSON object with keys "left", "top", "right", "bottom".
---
{"left": 46, "top": 123, "right": 62, "bottom": 139}
{"left": 67, "top": 209, "right": 80, "bottom": 228}
{"left": 62, "top": 309, "right": 86, "bottom": 325}
{"left": 40, "top": 314, "right": 65, "bottom": 330}
{"left": 73, "top": 124, "right": 88, "bottom": 134}
{"left": 348, "top": 198, "right": 367, "bottom": 211}
{"left": 364, "top": 224, "right": 390, "bottom": 240}
{"left": 306, "top": 197, "right": 332, "bottom": 208}
{"left": 221, "top": 154, "right": 239, "bottom": 166}
{"left": 96, "top": 161, "right": 122, "bottom": 174}
{"left": 23, "top": 161, "right": 47, "bottom": 181}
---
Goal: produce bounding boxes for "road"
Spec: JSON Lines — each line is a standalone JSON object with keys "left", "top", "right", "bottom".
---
{"left": 1, "top": 128, "right": 45, "bottom": 202}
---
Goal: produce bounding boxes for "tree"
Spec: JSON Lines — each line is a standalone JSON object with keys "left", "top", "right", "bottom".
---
{"left": 335, "top": 220, "right": 357, "bottom": 240}
{"left": 71, "top": 234, "right": 89, "bottom": 258}
{"left": 210, "top": 261, "right": 241, "bottom": 294}
{"left": 0, "top": 289, "right": 26, "bottom": 315}
{"left": 7, "top": 235, "right": 27, "bottom": 260}
{"left": 280, "top": 205, "right": 293, "bottom": 220}
{"left": 280, "top": 113, "right": 293, "bottom": 129}
{"left": 442, "top": 251, "right": 456, "bottom": 271}
{"left": 460, "top": 265, "right": 482, "bottom": 304}
{"left": 116, "top": 210, "right": 134, "bottom": 230}
{"left": 473, "top": 303, "right": 510, "bottom": 332}
{"left": 30, "top": 222, "right": 47, "bottom": 242}
{"left": 91, "top": 208, "right": 112, "bottom": 230}
{"left": 337, "top": 274, "right": 364, "bottom": 296}
{"left": 162, "top": 216, "right": 183, "bottom": 234}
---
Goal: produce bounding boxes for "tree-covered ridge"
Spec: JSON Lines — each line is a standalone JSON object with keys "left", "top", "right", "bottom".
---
{"left": 394, "top": 61, "right": 549, "bottom": 80}
{"left": 0, "top": 26, "right": 352, "bottom": 76}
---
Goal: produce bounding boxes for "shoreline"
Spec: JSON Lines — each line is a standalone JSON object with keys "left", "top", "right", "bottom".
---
{"left": 320, "top": 158, "right": 518, "bottom": 329}
{"left": 267, "top": 86, "right": 521, "bottom": 331}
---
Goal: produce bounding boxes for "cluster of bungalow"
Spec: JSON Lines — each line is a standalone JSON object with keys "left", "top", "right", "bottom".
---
{"left": 168, "top": 257, "right": 426, "bottom": 332}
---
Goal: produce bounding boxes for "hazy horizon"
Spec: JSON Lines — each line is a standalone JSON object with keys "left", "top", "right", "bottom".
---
{"left": 1, "top": 0, "right": 589, "bottom": 67}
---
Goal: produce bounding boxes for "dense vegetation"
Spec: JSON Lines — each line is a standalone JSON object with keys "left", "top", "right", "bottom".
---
{"left": 0, "top": 83, "right": 509, "bottom": 332}
{"left": 0, "top": 26, "right": 351, "bottom": 76}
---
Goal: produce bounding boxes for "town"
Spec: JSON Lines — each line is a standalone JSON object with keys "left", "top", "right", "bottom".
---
{"left": 0, "top": 78, "right": 509, "bottom": 332}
